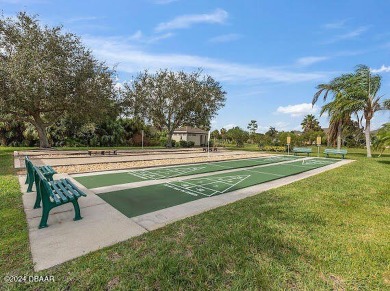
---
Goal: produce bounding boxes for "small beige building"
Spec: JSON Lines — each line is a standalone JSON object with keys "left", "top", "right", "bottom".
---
{"left": 172, "top": 126, "right": 209, "bottom": 146}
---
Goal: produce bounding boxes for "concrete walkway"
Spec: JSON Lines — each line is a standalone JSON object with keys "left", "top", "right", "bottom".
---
{"left": 20, "top": 175, "right": 147, "bottom": 272}
{"left": 20, "top": 158, "right": 353, "bottom": 271}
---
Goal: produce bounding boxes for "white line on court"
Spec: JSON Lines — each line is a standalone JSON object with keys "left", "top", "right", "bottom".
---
{"left": 165, "top": 174, "right": 252, "bottom": 197}
{"left": 90, "top": 157, "right": 316, "bottom": 194}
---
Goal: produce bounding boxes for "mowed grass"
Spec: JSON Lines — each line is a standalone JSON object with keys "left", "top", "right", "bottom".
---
{"left": 0, "top": 147, "right": 389, "bottom": 290}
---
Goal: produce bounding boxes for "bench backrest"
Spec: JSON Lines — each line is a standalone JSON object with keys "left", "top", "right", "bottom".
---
{"left": 33, "top": 166, "right": 53, "bottom": 204}
{"left": 25, "top": 156, "right": 35, "bottom": 174}
{"left": 293, "top": 147, "right": 312, "bottom": 152}
{"left": 324, "top": 149, "right": 347, "bottom": 154}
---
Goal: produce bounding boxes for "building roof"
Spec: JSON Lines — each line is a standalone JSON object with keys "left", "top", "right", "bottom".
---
{"left": 173, "top": 126, "right": 208, "bottom": 134}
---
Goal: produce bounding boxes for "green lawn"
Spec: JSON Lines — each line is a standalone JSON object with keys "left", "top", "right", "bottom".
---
{"left": 1, "top": 147, "right": 389, "bottom": 290}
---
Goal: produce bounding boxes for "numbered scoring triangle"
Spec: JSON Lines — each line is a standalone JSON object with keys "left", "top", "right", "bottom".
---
{"left": 213, "top": 175, "right": 250, "bottom": 185}
{"left": 181, "top": 174, "right": 251, "bottom": 193}
{"left": 173, "top": 166, "right": 205, "bottom": 176}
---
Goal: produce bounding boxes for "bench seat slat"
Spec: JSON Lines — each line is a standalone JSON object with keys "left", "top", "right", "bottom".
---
{"left": 50, "top": 181, "right": 69, "bottom": 204}
{"left": 40, "top": 165, "right": 56, "bottom": 174}
{"left": 56, "top": 181, "right": 77, "bottom": 200}
{"left": 41, "top": 166, "right": 50, "bottom": 175}
{"left": 59, "top": 179, "right": 82, "bottom": 198}
{"left": 47, "top": 184, "right": 62, "bottom": 205}
{"left": 65, "top": 179, "right": 87, "bottom": 197}
{"left": 61, "top": 180, "right": 83, "bottom": 199}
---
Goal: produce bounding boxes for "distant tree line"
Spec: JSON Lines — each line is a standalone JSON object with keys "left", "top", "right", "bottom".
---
{"left": 0, "top": 117, "right": 168, "bottom": 147}
{"left": 210, "top": 114, "right": 374, "bottom": 150}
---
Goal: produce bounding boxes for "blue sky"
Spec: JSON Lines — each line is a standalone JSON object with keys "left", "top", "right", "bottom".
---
{"left": 2, "top": 0, "right": 389, "bottom": 132}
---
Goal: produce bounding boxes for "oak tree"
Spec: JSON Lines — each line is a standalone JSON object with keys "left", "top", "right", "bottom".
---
{"left": 0, "top": 13, "right": 118, "bottom": 147}
{"left": 123, "top": 69, "right": 226, "bottom": 147}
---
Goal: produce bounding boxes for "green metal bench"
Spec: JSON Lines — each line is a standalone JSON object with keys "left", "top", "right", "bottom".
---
{"left": 25, "top": 156, "right": 57, "bottom": 193}
{"left": 292, "top": 147, "right": 312, "bottom": 156}
{"left": 34, "top": 166, "right": 87, "bottom": 229}
{"left": 323, "top": 149, "right": 348, "bottom": 159}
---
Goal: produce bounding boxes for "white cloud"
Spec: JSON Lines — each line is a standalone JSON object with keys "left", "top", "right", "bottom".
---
{"left": 323, "top": 20, "right": 347, "bottom": 30}
{"left": 338, "top": 27, "right": 368, "bottom": 39}
{"left": 256, "top": 125, "right": 269, "bottom": 133}
{"left": 371, "top": 65, "right": 390, "bottom": 73}
{"left": 84, "top": 35, "right": 326, "bottom": 84}
{"left": 323, "top": 26, "right": 369, "bottom": 44}
{"left": 209, "top": 33, "right": 241, "bottom": 43}
{"left": 273, "top": 121, "right": 290, "bottom": 131}
{"left": 276, "top": 103, "right": 318, "bottom": 117}
{"left": 147, "top": 32, "right": 174, "bottom": 43}
{"left": 296, "top": 56, "right": 329, "bottom": 66}
{"left": 222, "top": 124, "right": 237, "bottom": 130}
{"left": 125, "top": 30, "right": 174, "bottom": 44}
{"left": 129, "top": 30, "right": 143, "bottom": 40}
{"left": 155, "top": 8, "right": 228, "bottom": 32}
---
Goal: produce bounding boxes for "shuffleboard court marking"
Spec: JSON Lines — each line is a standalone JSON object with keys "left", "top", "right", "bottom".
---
{"left": 89, "top": 156, "right": 311, "bottom": 194}
{"left": 126, "top": 155, "right": 297, "bottom": 181}
{"left": 164, "top": 175, "right": 251, "bottom": 197}
{"left": 288, "top": 161, "right": 336, "bottom": 168}
{"left": 128, "top": 166, "right": 206, "bottom": 180}
{"left": 162, "top": 158, "right": 336, "bottom": 198}
{"left": 301, "top": 159, "right": 334, "bottom": 166}
{"left": 242, "top": 169, "right": 285, "bottom": 177}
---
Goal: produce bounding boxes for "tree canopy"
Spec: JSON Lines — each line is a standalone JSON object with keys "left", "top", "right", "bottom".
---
{"left": 0, "top": 12, "right": 118, "bottom": 147}
{"left": 247, "top": 120, "right": 258, "bottom": 134}
{"left": 313, "top": 65, "right": 389, "bottom": 156}
{"left": 122, "top": 69, "right": 226, "bottom": 147}
{"left": 301, "top": 114, "right": 321, "bottom": 132}
{"left": 226, "top": 126, "right": 248, "bottom": 147}
{"left": 373, "top": 123, "right": 390, "bottom": 157}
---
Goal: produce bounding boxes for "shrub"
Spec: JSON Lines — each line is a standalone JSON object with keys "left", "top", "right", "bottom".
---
{"left": 179, "top": 140, "right": 188, "bottom": 147}
{"left": 159, "top": 137, "right": 167, "bottom": 146}
{"left": 258, "top": 145, "right": 286, "bottom": 152}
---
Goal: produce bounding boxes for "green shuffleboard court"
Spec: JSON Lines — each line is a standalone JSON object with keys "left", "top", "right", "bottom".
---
{"left": 97, "top": 158, "right": 338, "bottom": 218}
{"left": 74, "top": 155, "right": 301, "bottom": 189}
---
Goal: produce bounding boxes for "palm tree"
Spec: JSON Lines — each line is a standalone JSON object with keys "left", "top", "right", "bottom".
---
{"left": 384, "top": 99, "right": 390, "bottom": 109}
{"left": 301, "top": 114, "right": 320, "bottom": 132}
{"left": 312, "top": 79, "right": 350, "bottom": 150}
{"left": 319, "top": 97, "right": 351, "bottom": 149}
{"left": 340, "top": 65, "right": 389, "bottom": 157}
{"left": 373, "top": 123, "right": 390, "bottom": 157}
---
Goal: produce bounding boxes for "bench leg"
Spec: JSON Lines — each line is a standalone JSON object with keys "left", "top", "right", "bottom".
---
{"left": 72, "top": 200, "right": 83, "bottom": 221}
{"left": 27, "top": 179, "right": 34, "bottom": 192}
{"left": 34, "top": 193, "right": 41, "bottom": 209}
{"left": 39, "top": 207, "right": 51, "bottom": 229}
